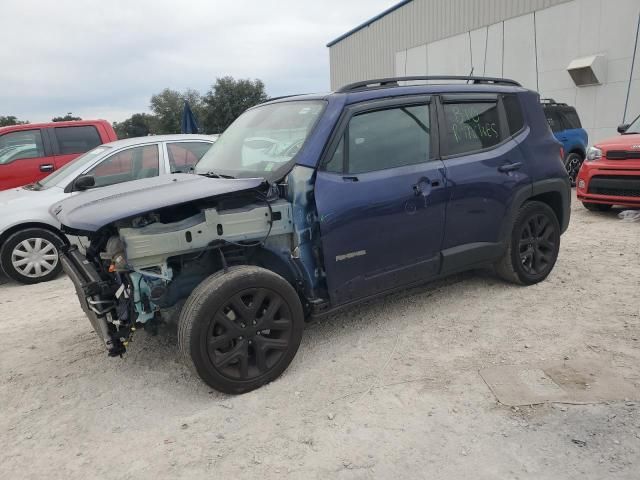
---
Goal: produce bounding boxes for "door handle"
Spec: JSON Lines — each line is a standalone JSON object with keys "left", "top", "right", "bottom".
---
{"left": 40, "top": 164, "right": 54, "bottom": 173}
{"left": 342, "top": 176, "right": 359, "bottom": 182}
{"left": 498, "top": 162, "right": 522, "bottom": 173}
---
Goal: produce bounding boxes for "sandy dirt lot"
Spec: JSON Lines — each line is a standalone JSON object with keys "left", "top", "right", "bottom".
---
{"left": 1, "top": 192, "right": 639, "bottom": 480}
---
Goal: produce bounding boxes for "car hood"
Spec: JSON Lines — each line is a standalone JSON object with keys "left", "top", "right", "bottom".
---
{"left": 50, "top": 174, "right": 265, "bottom": 232}
{"left": 0, "top": 185, "right": 65, "bottom": 209}
{"left": 595, "top": 133, "right": 640, "bottom": 151}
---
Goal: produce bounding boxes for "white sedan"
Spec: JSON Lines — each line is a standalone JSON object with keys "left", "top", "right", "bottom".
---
{"left": 0, "top": 134, "right": 215, "bottom": 284}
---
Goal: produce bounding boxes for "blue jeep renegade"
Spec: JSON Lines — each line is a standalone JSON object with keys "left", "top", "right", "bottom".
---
{"left": 55, "top": 76, "right": 571, "bottom": 394}
{"left": 542, "top": 99, "right": 588, "bottom": 186}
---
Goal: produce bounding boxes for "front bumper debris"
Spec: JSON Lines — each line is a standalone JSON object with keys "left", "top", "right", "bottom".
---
{"left": 60, "top": 246, "right": 125, "bottom": 355}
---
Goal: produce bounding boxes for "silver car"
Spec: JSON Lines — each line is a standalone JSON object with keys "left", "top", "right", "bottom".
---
{"left": 0, "top": 134, "right": 215, "bottom": 284}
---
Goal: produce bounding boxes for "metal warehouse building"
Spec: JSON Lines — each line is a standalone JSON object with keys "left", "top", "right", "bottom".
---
{"left": 328, "top": 0, "right": 640, "bottom": 143}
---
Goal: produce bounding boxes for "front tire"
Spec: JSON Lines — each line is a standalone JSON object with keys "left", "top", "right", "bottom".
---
{"left": 178, "top": 266, "right": 304, "bottom": 394}
{"left": 582, "top": 202, "right": 612, "bottom": 212}
{"left": 495, "top": 201, "right": 561, "bottom": 285}
{"left": 564, "top": 152, "right": 583, "bottom": 187}
{"left": 0, "top": 228, "right": 64, "bottom": 284}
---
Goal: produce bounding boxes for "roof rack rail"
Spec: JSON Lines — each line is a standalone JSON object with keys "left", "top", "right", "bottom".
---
{"left": 259, "top": 94, "right": 305, "bottom": 104}
{"left": 337, "top": 75, "right": 521, "bottom": 93}
{"left": 540, "top": 98, "right": 568, "bottom": 106}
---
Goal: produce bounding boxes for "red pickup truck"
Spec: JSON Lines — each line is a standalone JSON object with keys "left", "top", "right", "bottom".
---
{"left": 0, "top": 120, "right": 117, "bottom": 190}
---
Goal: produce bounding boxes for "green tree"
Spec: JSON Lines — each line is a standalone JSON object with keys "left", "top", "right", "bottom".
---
{"left": 52, "top": 112, "right": 82, "bottom": 122}
{"left": 112, "top": 113, "right": 159, "bottom": 139}
{"left": 0, "top": 115, "right": 28, "bottom": 126}
{"left": 150, "top": 88, "right": 204, "bottom": 134}
{"left": 202, "top": 77, "right": 268, "bottom": 134}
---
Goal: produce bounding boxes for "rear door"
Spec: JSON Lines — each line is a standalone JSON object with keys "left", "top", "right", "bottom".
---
{"left": 314, "top": 96, "right": 447, "bottom": 305}
{"left": 0, "top": 128, "right": 54, "bottom": 190}
{"left": 438, "top": 93, "right": 531, "bottom": 273}
{"left": 50, "top": 125, "right": 103, "bottom": 170}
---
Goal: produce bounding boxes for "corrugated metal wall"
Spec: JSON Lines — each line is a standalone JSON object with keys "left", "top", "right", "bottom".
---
{"left": 329, "top": 0, "right": 572, "bottom": 89}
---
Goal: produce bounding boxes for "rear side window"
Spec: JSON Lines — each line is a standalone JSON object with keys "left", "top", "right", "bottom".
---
{"left": 544, "top": 109, "right": 564, "bottom": 133}
{"left": 561, "top": 109, "right": 582, "bottom": 129}
{"left": 0, "top": 130, "right": 45, "bottom": 164}
{"left": 167, "top": 141, "right": 212, "bottom": 172}
{"left": 54, "top": 126, "right": 102, "bottom": 155}
{"left": 442, "top": 102, "right": 502, "bottom": 156}
{"left": 326, "top": 104, "right": 430, "bottom": 174}
{"left": 503, "top": 95, "right": 525, "bottom": 136}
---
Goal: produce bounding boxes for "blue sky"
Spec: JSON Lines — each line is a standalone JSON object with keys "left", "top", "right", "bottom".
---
{"left": 1, "top": 0, "right": 395, "bottom": 123}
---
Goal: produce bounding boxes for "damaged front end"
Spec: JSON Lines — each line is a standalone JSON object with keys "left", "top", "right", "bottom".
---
{"left": 53, "top": 169, "right": 325, "bottom": 357}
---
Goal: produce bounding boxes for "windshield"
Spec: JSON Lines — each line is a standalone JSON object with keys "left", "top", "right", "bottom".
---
{"left": 37, "top": 146, "right": 111, "bottom": 189}
{"left": 626, "top": 114, "right": 640, "bottom": 134}
{"left": 194, "top": 100, "right": 326, "bottom": 178}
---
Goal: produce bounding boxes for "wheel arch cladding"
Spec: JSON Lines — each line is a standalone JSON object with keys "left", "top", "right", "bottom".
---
{"left": 529, "top": 191, "right": 564, "bottom": 229}
{"left": 568, "top": 147, "right": 585, "bottom": 158}
{"left": 529, "top": 177, "right": 571, "bottom": 233}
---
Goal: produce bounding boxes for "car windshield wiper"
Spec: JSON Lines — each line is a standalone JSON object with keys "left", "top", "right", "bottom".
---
{"left": 200, "top": 171, "right": 236, "bottom": 179}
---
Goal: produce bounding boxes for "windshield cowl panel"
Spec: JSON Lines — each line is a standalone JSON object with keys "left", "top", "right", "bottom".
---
{"left": 194, "top": 100, "right": 327, "bottom": 180}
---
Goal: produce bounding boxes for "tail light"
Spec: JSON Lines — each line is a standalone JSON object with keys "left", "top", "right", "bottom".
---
{"left": 559, "top": 147, "right": 565, "bottom": 161}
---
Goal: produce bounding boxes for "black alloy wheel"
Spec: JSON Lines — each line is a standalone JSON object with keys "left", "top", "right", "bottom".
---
{"left": 206, "top": 287, "right": 293, "bottom": 380}
{"left": 564, "top": 152, "right": 583, "bottom": 187}
{"left": 518, "top": 213, "right": 557, "bottom": 276}
{"left": 178, "top": 266, "right": 304, "bottom": 394}
{"left": 495, "top": 201, "right": 561, "bottom": 285}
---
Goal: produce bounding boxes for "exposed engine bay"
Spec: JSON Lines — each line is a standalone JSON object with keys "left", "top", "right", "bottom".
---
{"left": 59, "top": 167, "right": 324, "bottom": 357}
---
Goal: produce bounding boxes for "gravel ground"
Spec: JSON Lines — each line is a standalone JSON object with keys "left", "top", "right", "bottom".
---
{"left": 1, "top": 192, "right": 639, "bottom": 480}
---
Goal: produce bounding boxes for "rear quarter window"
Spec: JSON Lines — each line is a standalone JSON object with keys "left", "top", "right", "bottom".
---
{"left": 54, "top": 126, "right": 102, "bottom": 155}
{"left": 502, "top": 95, "right": 525, "bottom": 136}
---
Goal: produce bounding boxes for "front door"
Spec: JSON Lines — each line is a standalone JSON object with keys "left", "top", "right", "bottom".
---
{"left": 314, "top": 97, "right": 447, "bottom": 306}
{"left": 0, "top": 129, "right": 53, "bottom": 190}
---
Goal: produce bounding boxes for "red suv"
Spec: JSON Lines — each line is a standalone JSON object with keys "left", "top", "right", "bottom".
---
{"left": 577, "top": 114, "right": 640, "bottom": 211}
{"left": 0, "top": 120, "right": 117, "bottom": 190}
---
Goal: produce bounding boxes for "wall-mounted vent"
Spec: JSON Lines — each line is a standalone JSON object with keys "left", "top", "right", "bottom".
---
{"left": 567, "top": 55, "right": 607, "bottom": 86}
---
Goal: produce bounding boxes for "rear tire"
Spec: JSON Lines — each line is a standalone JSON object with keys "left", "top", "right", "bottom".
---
{"left": 178, "top": 266, "right": 304, "bottom": 394}
{"left": 564, "top": 152, "right": 583, "bottom": 187}
{"left": 495, "top": 201, "right": 561, "bottom": 285}
{"left": 0, "top": 228, "right": 64, "bottom": 284}
{"left": 582, "top": 202, "right": 612, "bottom": 212}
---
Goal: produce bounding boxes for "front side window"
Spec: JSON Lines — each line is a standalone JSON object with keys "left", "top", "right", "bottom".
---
{"left": 195, "top": 100, "right": 326, "bottom": 178}
{"left": 327, "top": 104, "right": 430, "bottom": 174}
{"left": 54, "top": 126, "right": 102, "bottom": 155}
{"left": 443, "top": 102, "right": 502, "bottom": 156}
{"left": 0, "top": 130, "right": 45, "bottom": 164}
{"left": 39, "top": 146, "right": 111, "bottom": 189}
{"left": 86, "top": 144, "right": 159, "bottom": 188}
{"left": 167, "top": 141, "right": 212, "bottom": 173}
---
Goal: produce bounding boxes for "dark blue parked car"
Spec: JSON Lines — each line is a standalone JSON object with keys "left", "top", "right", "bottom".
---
{"left": 54, "top": 76, "right": 571, "bottom": 394}
{"left": 542, "top": 99, "right": 588, "bottom": 185}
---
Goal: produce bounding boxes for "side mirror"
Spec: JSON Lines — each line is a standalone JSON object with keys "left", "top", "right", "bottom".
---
{"left": 74, "top": 174, "right": 96, "bottom": 191}
{"left": 617, "top": 123, "right": 630, "bottom": 134}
